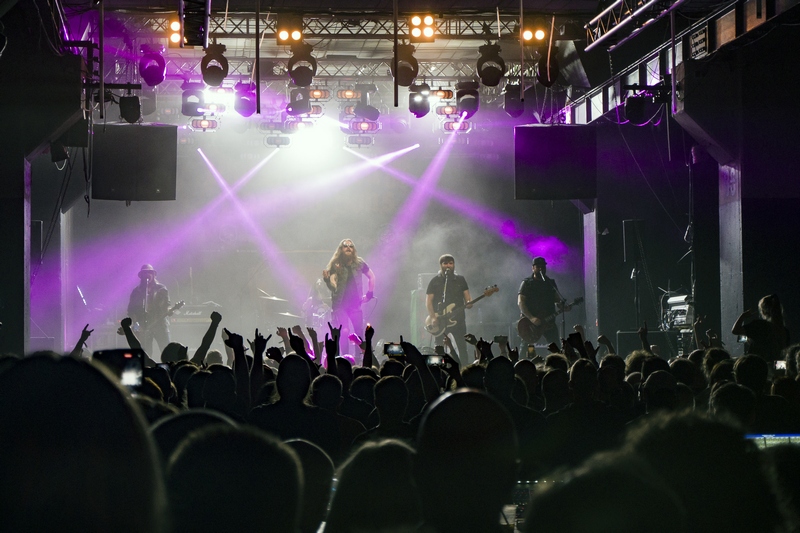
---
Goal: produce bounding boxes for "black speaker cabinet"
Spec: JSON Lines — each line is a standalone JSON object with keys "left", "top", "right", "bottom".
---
{"left": 91, "top": 123, "right": 177, "bottom": 201}
{"left": 514, "top": 124, "right": 597, "bottom": 200}
{"left": 616, "top": 330, "right": 680, "bottom": 360}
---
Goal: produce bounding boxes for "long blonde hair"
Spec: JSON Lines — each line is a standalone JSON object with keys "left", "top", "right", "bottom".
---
{"left": 326, "top": 239, "right": 363, "bottom": 273}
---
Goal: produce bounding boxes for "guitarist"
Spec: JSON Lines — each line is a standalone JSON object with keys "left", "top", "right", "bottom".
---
{"left": 518, "top": 257, "right": 568, "bottom": 346}
{"left": 127, "top": 264, "right": 171, "bottom": 356}
{"left": 426, "top": 254, "right": 472, "bottom": 366}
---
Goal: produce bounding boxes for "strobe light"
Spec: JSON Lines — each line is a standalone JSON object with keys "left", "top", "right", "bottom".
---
{"left": 139, "top": 44, "right": 166, "bottom": 87}
{"left": 476, "top": 44, "right": 505, "bottom": 87}
{"left": 201, "top": 44, "right": 229, "bottom": 87}
{"left": 408, "top": 83, "right": 431, "bottom": 118}
{"left": 391, "top": 44, "right": 419, "bottom": 87}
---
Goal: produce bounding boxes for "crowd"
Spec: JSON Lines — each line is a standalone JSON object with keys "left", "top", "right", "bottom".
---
{"left": 1, "top": 299, "right": 799, "bottom": 533}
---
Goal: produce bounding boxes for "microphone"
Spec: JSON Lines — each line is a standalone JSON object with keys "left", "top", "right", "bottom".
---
{"left": 539, "top": 271, "right": 546, "bottom": 282}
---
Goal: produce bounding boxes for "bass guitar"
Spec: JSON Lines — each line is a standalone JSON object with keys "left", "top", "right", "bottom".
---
{"left": 425, "top": 285, "right": 499, "bottom": 336}
{"left": 517, "top": 297, "right": 584, "bottom": 343}
{"left": 118, "top": 300, "right": 185, "bottom": 336}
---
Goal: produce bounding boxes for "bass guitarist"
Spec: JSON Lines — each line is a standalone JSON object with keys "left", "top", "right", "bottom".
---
{"left": 426, "top": 254, "right": 472, "bottom": 366}
{"left": 518, "top": 257, "right": 570, "bottom": 346}
{"left": 127, "top": 264, "right": 171, "bottom": 357}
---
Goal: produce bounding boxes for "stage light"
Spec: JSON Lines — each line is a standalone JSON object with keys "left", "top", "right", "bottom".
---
{"left": 307, "top": 105, "right": 324, "bottom": 117}
{"left": 258, "top": 120, "right": 284, "bottom": 132}
{"left": 476, "top": 44, "right": 506, "bottom": 87}
{"left": 276, "top": 15, "right": 303, "bottom": 44}
{"left": 350, "top": 119, "right": 380, "bottom": 133}
{"left": 408, "top": 82, "right": 431, "bottom": 118}
{"left": 431, "top": 88, "right": 454, "bottom": 99}
{"left": 285, "top": 87, "right": 311, "bottom": 116}
{"left": 201, "top": 43, "right": 228, "bottom": 86}
{"left": 391, "top": 44, "right": 418, "bottom": 87}
{"left": 337, "top": 88, "right": 361, "bottom": 100}
{"left": 234, "top": 81, "right": 257, "bottom": 117}
{"left": 190, "top": 118, "right": 218, "bottom": 131}
{"left": 287, "top": 42, "right": 317, "bottom": 87}
{"left": 354, "top": 83, "right": 380, "bottom": 122}
{"left": 347, "top": 136, "right": 374, "bottom": 147}
{"left": 266, "top": 136, "right": 291, "bottom": 147}
{"left": 443, "top": 120, "right": 472, "bottom": 132}
{"left": 283, "top": 119, "right": 313, "bottom": 132}
{"left": 456, "top": 81, "right": 480, "bottom": 119}
{"left": 119, "top": 95, "right": 141, "bottom": 123}
{"left": 141, "top": 88, "right": 157, "bottom": 116}
{"left": 168, "top": 18, "right": 183, "bottom": 47}
{"left": 309, "top": 88, "right": 330, "bottom": 100}
{"left": 624, "top": 95, "right": 650, "bottom": 125}
{"left": 409, "top": 14, "right": 435, "bottom": 42}
{"left": 504, "top": 84, "right": 525, "bottom": 118}
{"left": 342, "top": 105, "right": 356, "bottom": 117}
{"left": 139, "top": 44, "right": 166, "bottom": 86}
{"left": 536, "top": 54, "right": 559, "bottom": 88}
{"left": 181, "top": 82, "right": 206, "bottom": 116}
{"left": 435, "top": 104, "right": 457, "bottom": 116}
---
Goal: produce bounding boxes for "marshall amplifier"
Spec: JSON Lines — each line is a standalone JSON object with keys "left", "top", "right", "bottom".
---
{"left": 170, "top": 304, "right": 222, "bottom": 351}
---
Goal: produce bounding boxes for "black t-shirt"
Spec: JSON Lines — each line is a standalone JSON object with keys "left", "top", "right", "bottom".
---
{"left": 518, "top": 275, "right": 558, "bottom": 320}
{"left": 427, "top": 272, "right": 469, "bottom": 322}
{"left": 742, "top": 319, "right": 790, "bottom": 362}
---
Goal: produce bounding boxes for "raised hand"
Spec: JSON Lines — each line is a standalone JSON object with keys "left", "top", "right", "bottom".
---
{"left": 266, "top": 346, "right": 283, "bottom": 363}
{"left": 276, "top": 326, "right": 289, "bottom": 339}
{"left": 464, "top": 333, "right": 478, "bottom": 346}
{"left": 441, "top": 353, "right": 461, "bottom": 375}
{"left": 80, "top": 324, "right": 94, "bottom": 342}
{"left": 476, "top": 337, "right": 494, "bottom": 363}
{"left": 253, "top": 329, "right": 269, "bottom": 355}
{"left": 210, "top": 310, "right": 222, "bottom": 324}
{"left": 507, "top": 342, "right": 519, "bottom": 363}
{"left": 223, "top": 328, "right": 244, "bottom": 350}
{"left": 327, "top": 322, "right": 342, "bottom": 343}
{"left": 364, "top": 323, "right": 375, "bottom": 343}
{"left": 121, "top": 317, "right": 133, "bottom": 329}
{"left": 287, "top": 328, "right": 308, "bottom": 357}
{"left": 325, "top": 333, "right": 338, "bottom": 361}
{"left": 400, "top": 336, "right": 425, "bottom": 368}
{"left": 547, "top": 342, "right": 560, "bottom": 354}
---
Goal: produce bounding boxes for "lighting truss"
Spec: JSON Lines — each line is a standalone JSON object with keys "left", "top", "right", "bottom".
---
{"left": 584, "top": 0, "right": 686, "bottom": 51}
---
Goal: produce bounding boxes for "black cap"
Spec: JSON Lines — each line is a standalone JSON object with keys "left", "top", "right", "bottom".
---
{"left": 532, "top": 257, "right": 547, "bottom": 266}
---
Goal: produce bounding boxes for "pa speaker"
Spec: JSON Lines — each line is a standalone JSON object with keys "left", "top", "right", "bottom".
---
{"left": 514, "top": 124, "right": 597, "bottom": 200}
{"left": 91, "top": 124, "right": 177, "bottom": 201}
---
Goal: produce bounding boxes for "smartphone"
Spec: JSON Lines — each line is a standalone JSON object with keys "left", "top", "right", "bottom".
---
{"left": 383, "top": 343, "right": 404, "bottom": 357}
{"left": 737, "top": 335, "right": 749, "bottom": 343}
{"left": 427, "top": 355, "right": 444, "bottom": 366}
{"left": 157, "top": 362, "right": 170, "bottom": 373}
{"left": 493, "top": 335, "right": 507, "bottom": 344}
{"left": 776, "top": 360, "right": 787, "bottom": 371}
{"left": 434, "top": 345, "right": 446, "bottom": 356}
{"left": 93, "top": 348, "right": 144, "bottom": 390}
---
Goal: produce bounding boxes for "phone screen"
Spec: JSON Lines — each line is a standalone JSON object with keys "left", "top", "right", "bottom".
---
{"left": 427, "top": 355, "right": 444, "bottom": 366}
{"left": 383, "top": 343, "right": 404, "bottom": 357}
{"left": 93, "top": 349, "right": 144, "bottom": 390}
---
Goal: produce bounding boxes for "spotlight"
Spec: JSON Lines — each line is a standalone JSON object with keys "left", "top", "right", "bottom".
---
{"left": 181, "top": 82, "right": 206, "bottom": 116}
{"left": 139, "top": 44, "right": 166, "bottom": 87}
{"left": 504, "top": 85, "right": 525, "bottom": 118}
{"left": 347, "top": 136, "right": 374, "bottom": 147}
{"left": 455, "top": 81, "right": 480, "bottom": 119}
{"left": 435, "top": 104, "right": 457, "bottom": 116}
{"left": 431, "top": 88, "right": 454, "bottom": 99}
{"left": 266, "top": 136, "right": 291, "bottom": 147}
{"left": 190, "top": 118, "right": 218, "bottom": 131}
{"left": 337, "top": 88, "right": 361, "bottom": 100}
{"left": 309, "top": 88, "right": 330, "bottom": 100}
{"left": 286, "top": 87, "right": 311, "bottom": 116}
{"left": 354, "top": 83, "right": 380, "bottom": 122}
{"left": 408, "top": 82, "right": 430, "bottom": 118}
{"left": 287, "top": 42, "right": 317, "bottom": 87}
{"left": 201, "top": 44, "right": 228, "bottom": 87}
{"left": 391, "top": 44, "right": 418, "bottom": 87}
{"left": 350, "top": 119, "right": 381, "bottom": 133}
{"left": 476, "top": 44, "right": 506, "bottom": 87}
{"left": 409, "top": 14, "right": 435, "bottom": 42}
{"left": 283, "top": 119, "right": 314, "bottom": 132}
{"left": 443, "top": 120, "right": 472, "bottom": 132}
{"left": 234, "top": 81, "right": 257, "bottom": 117}
{"left": 119, "top": 95, "right": 141, "bottom": 123}
{"left": 536, "top": 54, "right": 559, "bottom": 88}
{"left": 276, "top": 15, "right": 303, "bottom": 44}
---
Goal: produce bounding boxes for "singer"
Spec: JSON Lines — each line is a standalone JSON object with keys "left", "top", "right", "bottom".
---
{"left": 426, "top": 254, "right": 472, "bottom": 366}
{"left": 127, "top": 264, "right": 171, "bottom": 356}
{"left": 518, "top": 256, "right": 568, "bottom": 346}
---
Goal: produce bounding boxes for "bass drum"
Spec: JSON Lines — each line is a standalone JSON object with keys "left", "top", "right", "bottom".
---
{"left": 302, "top": 299, "right": 332, "bottom": 329}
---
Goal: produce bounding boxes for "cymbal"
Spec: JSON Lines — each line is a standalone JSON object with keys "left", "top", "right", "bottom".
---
{"left": 277, "top": 311, "right": 301, "bottom": 318}
{"left": 260, "top": 295, "right": 287, "bottom": 302}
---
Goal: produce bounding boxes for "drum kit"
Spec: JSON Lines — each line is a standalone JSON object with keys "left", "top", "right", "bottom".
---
{"left": 258, "top": 283, "right": 331, "bottom": 327}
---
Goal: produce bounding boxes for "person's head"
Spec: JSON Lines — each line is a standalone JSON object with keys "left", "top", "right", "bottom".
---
{"left": 599, "top": 354, "right": 626, "bottom": 385}
{"left": 641, "top": 355, "right": 670, "bottom": 382}
{"left": 670, "top": 357, "right": 706, "bottom": 393}
{"left": 485, "top": 356, "right": 515, "bottom": 400}
{"left": 709, "top": 382, "right": 757, "bottom": 428}
{"left": 531, "top": 256, "right": 547, "bottom": 276}
{"left": 380, "top": 358, "right": 405, "bottom": 378}
{"left": 541, "top": 369, "right": 570, "bottom": 411}
{"left": 276, "top": 354, "right": 312, "bottom": 403}
{"left": 625, "top": 349, "right": 650, "bottom": 375}
{"left": 138, "top": 263, "right": 157, "bottom": 284}
{"left": 460, "top": 363, "right": 486, "bottom": 390}
{"left": 734, "top": 354, "right": 770, "bottom": 396}
{"left": 204, "top": 349, "right": 224, "bottom": 366}
{"left": 327, "top": 239, "right": 359, "bottom": 270}
{"left": 161, "top": 342, "right": 189, "bottom": 364}
{"left": 569, "top": 359, "right": 598, "bottom": 402}
{"left": 310, "top": 373, "right": 343, "bottom": 410}
{"left": 374, "top": 376, "right": 409, "bottom": 422}
{"left": 202, "top": 365, "right": 237, "bottom": 412}
{"left": 167, "top": 425, "right": 302, "bottom": 533}
{"left": 416, "top": 391, "right": 518, "bottom": 530}
{"left": 0, "top": 355, "right": 165, "bottom": 533}
{"left": 642, "top": 370, "right": 678, "bottom": 412}
{"left": 514, "top": 359, "right": 538, "bottom": 389}
{"left": 708, "top": 359, "right": 734, "bottom": 390}
{"left": 285, "top": 439, "right": 334, "bottom": 533}
{"left": 439, "top": 254, "right": 455, "bottom": 274}
{"left": 149, "top": 409, "right": 237, "bottom": 468}
{"left": 326, "top": 440, "right": 420, "bottom": 533}
{"left": 350, "top": 375, "right": 377, "bottom": 406}
{"left": 544, "top": 353, "right": 569, "bottom": 373}
{"left": 703, "top": 347, "right": 731, "bottom": 379}
{"left": 759, "top": 294, "right": 784, "bottom": 325}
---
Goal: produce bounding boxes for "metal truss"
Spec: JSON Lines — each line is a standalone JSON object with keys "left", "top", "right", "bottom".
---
{"left": 584, "top": 0, "right": 685, "bottom": 51}
{"left": 106, "top": 13, "right": 523, "bottom": 40}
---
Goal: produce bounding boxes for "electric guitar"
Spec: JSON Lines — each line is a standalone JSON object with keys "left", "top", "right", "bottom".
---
{"left": 517, "top": 297, "right": 584, "bottom": 343}
{"left": 118, "top": 300, "right": 185, "bottom": 336}
{"left": 425, "top": 285, "right": 499, "bottom": 336}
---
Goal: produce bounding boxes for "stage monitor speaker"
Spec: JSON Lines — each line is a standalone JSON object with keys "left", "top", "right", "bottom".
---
{"left": 616, "top": 330, "right": 679, "bottom": 360}
{"left": 514, "top": 124, "right": 597, "bottom": 200}
{"left": 91, "top": 124, "right": 177, "bottom": 201}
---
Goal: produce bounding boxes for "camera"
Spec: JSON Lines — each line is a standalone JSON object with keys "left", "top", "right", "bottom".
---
{"left": 383, "top": 343, "right": 404, "bottom": 357}
{"left": 92, "top": 348, "right": 144, "bottom": 390}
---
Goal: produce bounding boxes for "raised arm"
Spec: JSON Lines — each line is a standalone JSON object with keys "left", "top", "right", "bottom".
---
{"left": 191, "top": 311, "right": 222, "bottom": 365}
{"left": 401, "top": 337, "right": 440, "bottom": 403}
{"left": 120, "top": 317, "right": 157, "bottom": 367}
{"left": 362, "top": 324, "right": 375, "bottom": 369}
{"left": 731, "top": 310, "right": 753, "bottom": 336}
{"left": 638, "top": 321, "right": 652, "bottom": 353}
{"left": 249, "top": 329, "right": 270, "bottom": 402}
{"left": 223, "top": 328, "right": 251, "bottom": 409}
{"left": 68, "top": 324, "right": 93, "bottom": 358}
